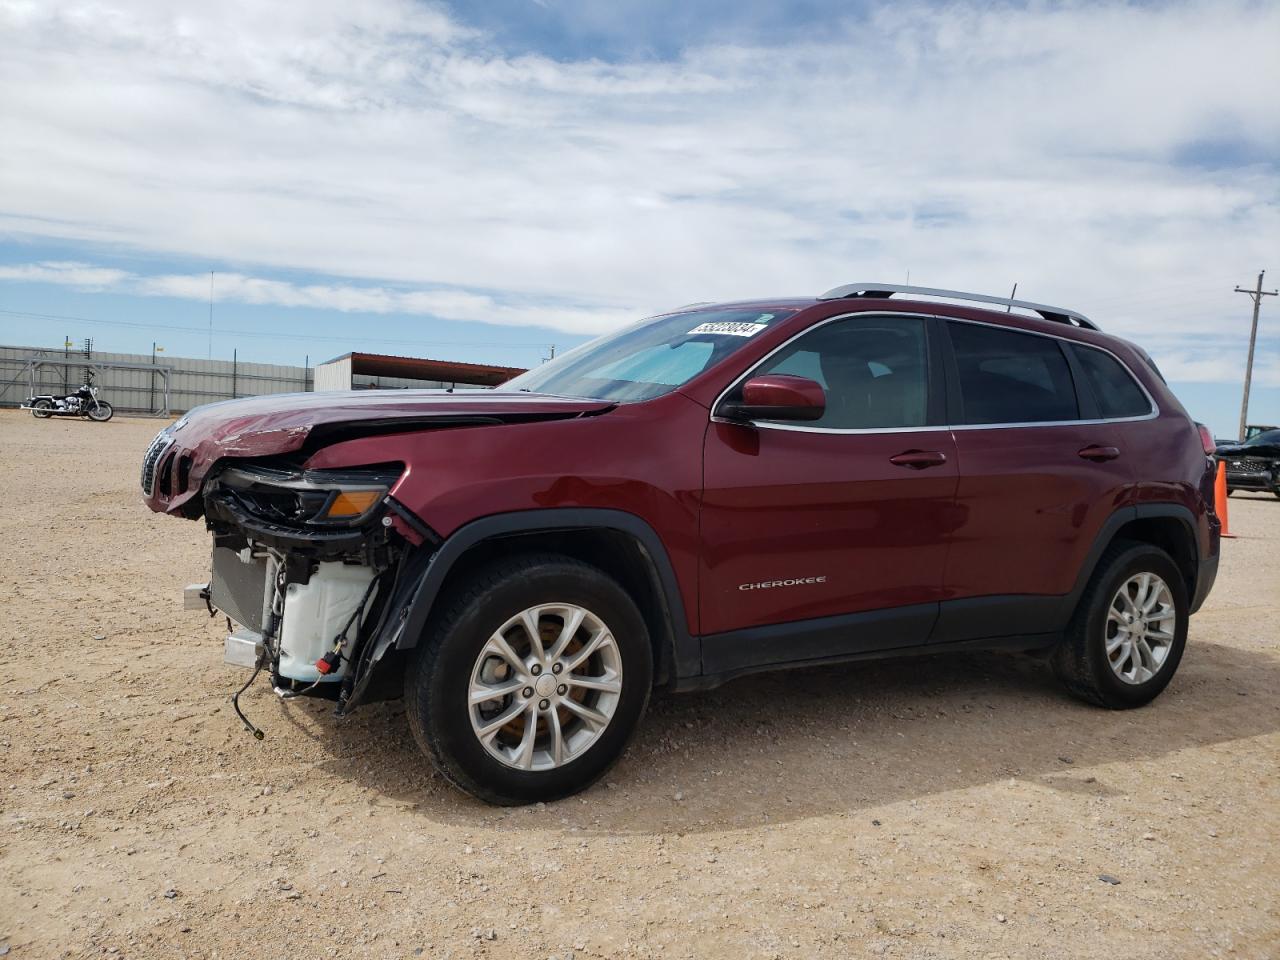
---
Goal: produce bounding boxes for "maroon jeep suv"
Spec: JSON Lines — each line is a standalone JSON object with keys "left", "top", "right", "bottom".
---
{"left": 142, "top": 282, "right": 1220, "bottom": 804}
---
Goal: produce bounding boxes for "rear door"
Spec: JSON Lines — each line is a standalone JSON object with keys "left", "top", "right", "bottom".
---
{"left": 699, "top": 313, "right": 959, "bottom": 672}
{"left": 935, "top": 320, "right": 1134, "bottom": 641}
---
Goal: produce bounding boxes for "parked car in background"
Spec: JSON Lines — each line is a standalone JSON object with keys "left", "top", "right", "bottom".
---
{"left": 141, "top": 282, "right": 1221, "bottom": 805}
{"left": 1216, "top": 429, "right": 1280, "bottom": 499}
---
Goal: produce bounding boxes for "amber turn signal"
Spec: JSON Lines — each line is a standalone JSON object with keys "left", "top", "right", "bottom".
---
{"left": 324, "top": 489, "right": 383, "bottom": 518}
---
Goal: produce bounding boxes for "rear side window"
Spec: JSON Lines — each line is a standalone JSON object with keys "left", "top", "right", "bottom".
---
{"left": 948, "top": 322, "right": 1079, "bottom": 425}
{"left": 1073, "top": 345, "right": 1153, "bottom": 419}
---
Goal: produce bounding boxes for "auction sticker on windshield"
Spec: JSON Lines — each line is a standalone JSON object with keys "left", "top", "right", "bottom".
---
{"left": 688, "top": 318, "right": 772, "bottom": 337}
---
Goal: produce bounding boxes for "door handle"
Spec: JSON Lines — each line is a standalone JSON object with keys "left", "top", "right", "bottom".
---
{"left": 889, "top": 450, "right": 948, "bottom": 469}
{"left": 1078, "top": 445, "right": 1121, "bottom": 462}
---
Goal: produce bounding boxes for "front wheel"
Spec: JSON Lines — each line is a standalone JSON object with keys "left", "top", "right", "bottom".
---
{"left": 85, "top": 400, "right": 113, "bottom": 422}
{"left": 405, "top": 553, "right": 652, "bottom": 805}
{"left": 31, "top": 399, "right": 54, "bottom": 419}
{"left": 1052, "top": 542, "right": 1188, "bottom": 709}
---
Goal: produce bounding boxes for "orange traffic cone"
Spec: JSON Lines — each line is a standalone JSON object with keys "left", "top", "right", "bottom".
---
{"left": 1214, "top": 460, "right": 1235, "bottom": 539}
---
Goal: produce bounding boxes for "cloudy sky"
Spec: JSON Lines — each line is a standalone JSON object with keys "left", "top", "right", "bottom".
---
{"left": 1, "top": 0, "right": 1277, "bottom": 434}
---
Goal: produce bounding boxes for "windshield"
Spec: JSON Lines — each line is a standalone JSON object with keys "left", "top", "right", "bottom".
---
{"left": 1244, "top": 429, "right": 1280, "bottom": 447}
{"left": 504, "top": 307, "right": 798, "bottom": 402}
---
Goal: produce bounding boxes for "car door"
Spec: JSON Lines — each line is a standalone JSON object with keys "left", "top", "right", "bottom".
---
{"left": 933, "top": 319, "right": 1135, "bottom": 642}
{"left": 699, "top": 313, "right": 959, "bottom": 673}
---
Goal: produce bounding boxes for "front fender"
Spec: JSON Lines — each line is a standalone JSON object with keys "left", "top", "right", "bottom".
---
{"left": 341, "top": 508, "right": 699, "bottom": 715}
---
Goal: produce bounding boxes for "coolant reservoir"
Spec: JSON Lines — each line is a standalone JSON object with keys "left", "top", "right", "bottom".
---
{"left": 278, "top": 562, "right": 377, "bottom": 683}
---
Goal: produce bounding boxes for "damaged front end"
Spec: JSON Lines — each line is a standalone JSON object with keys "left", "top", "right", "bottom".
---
{"left": 193, "top": 460, "right": 437, "bottom": 730}
{"left": 143, "top": 390, "right": 618, "bottom": 737}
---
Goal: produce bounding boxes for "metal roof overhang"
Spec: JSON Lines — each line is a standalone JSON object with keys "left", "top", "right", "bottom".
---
{"left": 346, "top": 352, "right": 526, "bottom": 387}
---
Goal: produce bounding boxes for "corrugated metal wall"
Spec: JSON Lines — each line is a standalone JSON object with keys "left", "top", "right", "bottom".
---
{"left": 0, "top": 344, "right": 312, "bottom": 415}
{"left": 312, "top": 356, "right": 351, "bottom": 392}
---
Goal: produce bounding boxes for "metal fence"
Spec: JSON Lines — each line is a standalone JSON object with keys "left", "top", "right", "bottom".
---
{"left": 0, "top": 344, "right": 311, "bottom": 416}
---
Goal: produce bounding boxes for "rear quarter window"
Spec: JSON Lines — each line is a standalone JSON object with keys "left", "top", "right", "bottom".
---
{"left": 1073, "top": 345, "right": 1153, "bottom": 419}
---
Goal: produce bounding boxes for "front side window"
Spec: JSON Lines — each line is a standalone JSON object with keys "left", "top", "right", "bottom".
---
{"left": 503, "top": 307, "right": 798, "bottom": 403}
{"left": 949, "top": 322, "right": 1079, "bottom": 425}
{"left": 1073, "top": 344, "right": 1153, "bottom": 419}
{"left": 744, "top": 316, "right": 930, "bottom": 429}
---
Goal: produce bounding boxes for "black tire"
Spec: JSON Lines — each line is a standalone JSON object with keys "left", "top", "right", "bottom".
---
{"left": 31, "top": 399, "right": 53, "bottom": 419}
{"left": 1052, "top": 541, "right": 1188, "bottom": 709}
{"left": 405, "top": 553, "right": 652, "bottom": 805}
{"left": 86, "top": 400, "right": 113, "bottom": 422}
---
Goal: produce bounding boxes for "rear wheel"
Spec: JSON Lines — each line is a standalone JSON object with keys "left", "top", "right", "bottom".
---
{"left": 31, "top": 399, "right": 53, "bottom": 419}
{"left": 86, "top": 400, "right": 113, "bottom": 422}
{"left": 405, "top": 553, "right": 652, "bottom": 805}
{"left": 1052, "top": 542, "right": 1188, "bottom": 708}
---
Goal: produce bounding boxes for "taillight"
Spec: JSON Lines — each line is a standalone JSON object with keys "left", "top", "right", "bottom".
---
{"left": 1195, "top": 422, "right": 1216, "bottom": 456}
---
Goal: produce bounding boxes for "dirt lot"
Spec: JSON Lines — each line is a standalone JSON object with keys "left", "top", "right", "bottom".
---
{"left": 1, "top": 409, "right": 1277, "bottom": 960}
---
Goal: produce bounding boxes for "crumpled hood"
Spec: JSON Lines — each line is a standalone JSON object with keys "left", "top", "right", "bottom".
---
{"left": 143, "top": 389, "right": 614, "bottom": 513}
{"left": 170, "top": 389, "right": 613, "bottom": 457}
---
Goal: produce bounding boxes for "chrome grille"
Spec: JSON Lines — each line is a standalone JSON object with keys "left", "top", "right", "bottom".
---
{"left": 141, "top": 432, "right": 173, "bottom": 496}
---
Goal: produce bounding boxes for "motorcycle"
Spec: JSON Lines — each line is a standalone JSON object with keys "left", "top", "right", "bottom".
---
{"left": 24, "top": 378, "right": 114, "bottom": 422}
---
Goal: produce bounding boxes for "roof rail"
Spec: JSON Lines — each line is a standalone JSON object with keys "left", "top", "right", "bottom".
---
{"left": 817, "top": 282, "right": 1098, "bottom": 331}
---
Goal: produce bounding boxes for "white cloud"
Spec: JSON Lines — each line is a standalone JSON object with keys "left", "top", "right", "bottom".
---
{"left": 0, "top": 0, "right": 1277, "bottom": 377}
{"left": 0, "top": 260, "right": 636, "bottom": 334}
{"left": 0, "top": 260, "right": 129, "bottom": 288}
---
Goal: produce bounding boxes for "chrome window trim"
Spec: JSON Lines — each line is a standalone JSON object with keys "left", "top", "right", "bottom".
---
{"left": 708, "top": 311, "right": 1159, "bottom": 435}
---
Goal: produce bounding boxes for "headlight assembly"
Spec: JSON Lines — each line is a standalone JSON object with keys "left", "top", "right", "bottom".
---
{"left": 213, "top": 464, "right": 402, "bottom": 527}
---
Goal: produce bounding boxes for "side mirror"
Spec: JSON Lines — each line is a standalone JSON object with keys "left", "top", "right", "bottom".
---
{"left": 717, "top": 374, "right": 825, "bottom": 423}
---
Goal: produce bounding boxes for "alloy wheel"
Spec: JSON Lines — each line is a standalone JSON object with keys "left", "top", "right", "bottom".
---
{"left": 1105, "top": 572, "right": 1177, "bottom": 685}
{"left": 468, "top": 603, "right": 623, "bottom": 771}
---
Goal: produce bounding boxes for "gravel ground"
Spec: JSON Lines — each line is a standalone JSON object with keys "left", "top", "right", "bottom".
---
{"left": 1, "top": 409, "right": 1277, "bottom": 960}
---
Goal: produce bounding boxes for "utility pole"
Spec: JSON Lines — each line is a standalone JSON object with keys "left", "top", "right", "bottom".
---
{"left": 1234, "top": 270, "right": 1277, "bottom": 441}
{"left": 208, "top": 270, "right": 215, "bottom": 359}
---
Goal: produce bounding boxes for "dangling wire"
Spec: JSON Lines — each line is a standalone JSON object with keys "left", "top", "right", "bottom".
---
{"left": 232, "top": 651, "right": 266, "bottom": 740}
{"left": 231, "top": 556, "right": 287, "bottom": 739}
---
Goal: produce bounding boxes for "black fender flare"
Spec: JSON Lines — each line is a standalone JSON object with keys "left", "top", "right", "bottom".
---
{"left": 341, "top": 508, "right": 698, "bottom": 714}
{"left": 1057, "top": 502, "right": 1205, "bottom": 626}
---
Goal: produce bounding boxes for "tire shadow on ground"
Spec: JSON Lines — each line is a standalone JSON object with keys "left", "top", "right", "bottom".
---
{"left": 281, "top": 639, "right": 1280, "bottom": 834}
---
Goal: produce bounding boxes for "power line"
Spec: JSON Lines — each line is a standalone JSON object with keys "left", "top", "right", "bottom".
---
{"left": 1234, "top": 270, "right": 1278, "bottom": 441}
